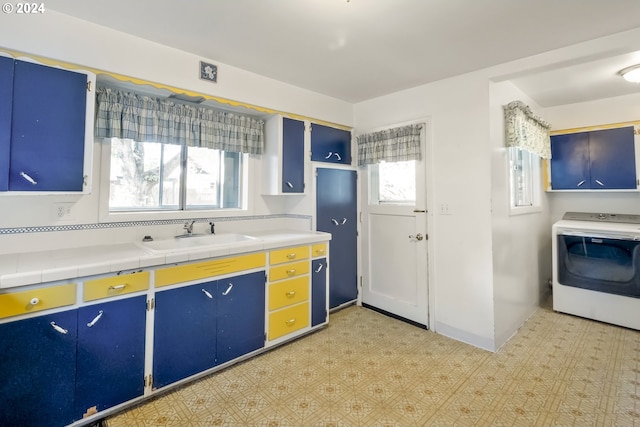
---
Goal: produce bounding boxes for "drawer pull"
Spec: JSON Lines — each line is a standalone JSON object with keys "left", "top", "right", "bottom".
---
{"left": 202, "top": 289, "right": 213, "bottom": 299}
{"left": 286, "top": 269, "right": 296, "bottom": 276}
{"left": 222, "top": 283, "right": 234, "bottom": 296}
{"left": 20, "top": 171, "right": 37, "bottom": 185}
{"left": 286, "top": 253, "right": 297, "bottom": 260}
{"left": 314, "top": 263, "right": 324, "bottom": 273}
{"left": 285, "top": 181, "right": 294, "bottom": 188}
{"left": 285, "top": 318, "right": 296, "bottom": 326}
{"left": 50, "top": 321, "right": 68, "bottom": 335}
{"left": 315, "top": 249, "right": 325, "bottom": 255}
{"left": 87, "top": 310, "right": 104, "bottom": 328}
{"left": 285, "top": 291, "right": 296, "bottom": 297}
{"left": 108, "top": 284, "right": 127, "bottom": 291}
{"left": 29, "top": 297, "right": 40, "bottom": 306}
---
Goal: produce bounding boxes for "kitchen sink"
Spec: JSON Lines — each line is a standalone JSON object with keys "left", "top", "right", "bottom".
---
{"left": 138, "top": 233, "right": 259, "bottom": 253}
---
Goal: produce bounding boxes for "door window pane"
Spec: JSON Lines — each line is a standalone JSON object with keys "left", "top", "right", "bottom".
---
{"left": 370, "top": 160, "right": 416, "bottom": 205}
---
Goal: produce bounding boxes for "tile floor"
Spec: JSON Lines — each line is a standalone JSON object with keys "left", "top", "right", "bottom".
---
{"left": 107, "top": 299, "right": 640, "bottom": 427}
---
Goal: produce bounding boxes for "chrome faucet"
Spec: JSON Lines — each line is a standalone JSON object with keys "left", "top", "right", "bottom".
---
{"left": 183, "top": 220, "right": 196, "bottom": 235}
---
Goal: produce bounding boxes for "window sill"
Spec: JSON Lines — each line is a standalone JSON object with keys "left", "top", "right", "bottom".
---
{"left": 509, "top": 205, "right": 542, "bottom": 216}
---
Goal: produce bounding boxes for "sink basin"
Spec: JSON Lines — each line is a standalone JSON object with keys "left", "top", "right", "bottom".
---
{"left": 138, "top": 233, "right": 259, "bottom": 253}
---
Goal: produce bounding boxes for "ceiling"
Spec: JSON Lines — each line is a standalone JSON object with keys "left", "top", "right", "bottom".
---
{"left": 48, "top": 0, "right": 640, "bottom": 106}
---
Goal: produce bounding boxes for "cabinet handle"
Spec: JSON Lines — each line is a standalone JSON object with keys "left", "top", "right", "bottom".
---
{"left": 222, "top": 283, "right": 233, "bottom": 296}
{"left": 20, "top": 172, "right": 37, "bottom": 185}
{"left": 202, "top": 289, "right": 213, "bottom": 299}
{"left": 50, "top": 321, "right": 68, "bottom": 335}
{"left": 334, "top": 153, "right": 342, "bottom": 161}
{"left": 286, "top": 253, "right": 297, "bottom": 260}
{"left": 314, "top": 263, "right": 324, "bottom": 273}
{"left": 315, "top": 248, "right": 325, "bottom": 255}
{"left": 331, "top": 218, "right": 339, "bottom": 226}
{"left": 108, "top": 284, "right": 127, "bottom": 291}
{"left": 29, "top": 297, "right": 40, "bottom": 306}
{"left": 87, "top": 310, "right": 104, "bottom": 328}
{"left": 595, "top": 179, "right": 605, "bottom": 187}
{"left": 341, "top": 218, "right": 347, "bottom": 225}
{"left": 285, "top": 181, "right": 294, "bottom": 188}
{"left": 577, "top": 180, "right": 586, "bottom": 187}
{"left": 286, "top": 269, "right": 296, "bottom": 276}
{"left": 285, "top": 290, "right": 296, "bottom": 297}
{"left": 285, "top": 318, "right": 296, "bottom": 326}
{"left": 325, "top": 152, "right": 333, "bottom": 159}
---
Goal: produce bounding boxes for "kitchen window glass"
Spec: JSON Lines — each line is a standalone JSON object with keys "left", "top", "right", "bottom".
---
{"left": 108, "top": 138, "right": 245, "bottom": 211}
{"left": 508, "top": 147, "right": 541, "bottom": 212}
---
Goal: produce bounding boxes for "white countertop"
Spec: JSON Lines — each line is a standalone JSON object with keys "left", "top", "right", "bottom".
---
{"left": 0, "top": 230, "right": 331, "bottom": 289}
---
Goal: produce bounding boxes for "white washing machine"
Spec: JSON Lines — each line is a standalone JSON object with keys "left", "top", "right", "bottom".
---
{"left": 553, "top": 212, "right": 640, "bottom": 330}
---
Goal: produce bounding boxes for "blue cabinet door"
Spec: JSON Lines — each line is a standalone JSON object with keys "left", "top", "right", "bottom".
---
{"left": 10, "top": 60, "right": 87, "bottom": 191}
{"left": 311, "top": 123, "right": 352, "bottom": 164}
{"left": 311, "top": 258, "right": 327, "bottom": 326}
{"left": 216, "top": 271, "right": 265, "bottom": 365}
{"left": 75, "top": 295, "right": 146, "bottom": 417}
{"left": 282, "top": 117, "right": 305, "bottom": 193}
{"left": 0, "top": 56, "right": 13, "bottom": 191}
{"left": 316, "top": 168, "right": 358, "bottom": 308}
{"left": 589, "top": 126, "right": 636, "bottom": 189}
{"left": 550, "top": 132, "right": 590, "bottom": 189}
{"left": 153, "top": 281, "right": 218, "bottom": 389}
{"left": 0, "top": 310, "right": 77, "bottom": 427}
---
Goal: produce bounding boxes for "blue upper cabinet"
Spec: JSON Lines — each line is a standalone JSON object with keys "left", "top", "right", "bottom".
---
{"left": 263, "top": 115, "right": 306, "bottom": 195}
{"left": 311, "top": 123, "right": 352, "bottom": 165}
{"left": 550, "top": 126, "right": 637, "bottom": 190}
{"left": 0, "top": 59, "right": 91, "bottom": 192}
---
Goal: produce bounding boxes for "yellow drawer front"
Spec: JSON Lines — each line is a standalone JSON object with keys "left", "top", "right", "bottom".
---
{"left": 268, "top": 302, "right": 309, "bottom": 340}
{"left": 84, "top": 271, "right": 150, "bottom": 302}
{"left": 270, "top": 245, "right": 309, "bottom": 265}
{"left": 311, "top": 243, "right": 327, "bottom": 257}
{"left": 156, "top": 252, "right": 266, "bottom": 287}
{"left": 269, "top": 260, "right": 309, "bottom": 282}
{"left": 269, "top": 276, "right": 309, "bottom": 311}
{"left": 0, "top": 283, "right": 76, "bottom": 319}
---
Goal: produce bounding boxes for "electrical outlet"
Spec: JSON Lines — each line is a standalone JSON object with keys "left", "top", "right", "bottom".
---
{"left": 52, "top": 202, "right": 75, "bottom": 221}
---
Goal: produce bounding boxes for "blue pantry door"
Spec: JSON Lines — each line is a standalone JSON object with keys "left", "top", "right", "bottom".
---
{"left": 216, "top": 271, "right": 265, "bottom": 365}
{"left": 75, "top": 295, "right": 147, "bottom": 417}
{"left": 153, "top": 281, "right": 218, "bottom": 389}
{"left": 0, "top": 56, "right": 13, "bottom": 191}
{"left": 10, "top": 60, "right": 87, "bottom": 191}
{"left": 316, "top": 168, "right": 358, "bottom": 308}
{"left": 0, "top": 310, "right": 78, "bottom": 427}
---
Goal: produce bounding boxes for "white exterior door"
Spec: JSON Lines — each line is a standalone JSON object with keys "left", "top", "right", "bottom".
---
{"left": 360, "top": 122, "right": 429, "bottom": 326}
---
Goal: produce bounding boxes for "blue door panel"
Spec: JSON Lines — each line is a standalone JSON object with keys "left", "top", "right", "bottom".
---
{"left": 311, "top": 258, "right": 327, "bottom": 326}
{"left": 311, "top": 123, "right": 351, "bottom": 164}
{"left": 10, "top": 60, "right": 86, "bottom": 191}
{"left": 217, "top": 271, "right": 265, "bottom": 364}
{"left": 75, "top": 295, "right": 146, "bottom": 417}
{"left": 282, "top": 117, "right": 305, "bottom": 193}
{"left": 153, "top": 281, "right": 217, "bottom": 388}
{"left": 0, "top": 310, "right": 77, "bottom": 427}
{"left": 588, "top": 126, "right": 636, "bottom": 189}
{"left": 0, "top": 56, "right": 13, "bottom": 191}
{"left": 550, "top": 132, "right": 589, "bottom": 190}
{"left": 316, "top": 168, "right": 358, "bottom": 308}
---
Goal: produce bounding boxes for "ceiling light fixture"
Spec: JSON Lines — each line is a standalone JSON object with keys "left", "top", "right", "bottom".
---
{"left": 619, "top": 64, "right": 640, "bottom": 83}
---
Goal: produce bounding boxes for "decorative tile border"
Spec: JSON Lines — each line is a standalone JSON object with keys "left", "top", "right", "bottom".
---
{"left": 0, "top": 214, "right": 312, "bottom": 235}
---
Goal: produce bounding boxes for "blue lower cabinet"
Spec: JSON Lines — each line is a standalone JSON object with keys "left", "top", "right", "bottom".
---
{"left": 0, "top": 310, "right": 78, "bottom": 427}
{"left": 311, "top": 258, "right": 327, "bottom": 327}
{"left": 216, "top": 271, "right": 266, "bottom": 365}
{"left": 75, "top": 295, "right": 146, "bottom": 418}
{"left": 153, "top": 281, "right": 218, "bottom": 389}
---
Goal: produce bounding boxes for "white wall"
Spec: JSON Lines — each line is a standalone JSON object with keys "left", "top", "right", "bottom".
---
{"left": 545, "top": 93, "right": 640, "bottom": 223}
{"left": 0, "top": 11, "right": 354, "bottom": 234}
{"left": 355, "top": 73, "right": 497, "bottom": 350}
{"left": 489, "top": 81, "right": 552, "bottom": 349}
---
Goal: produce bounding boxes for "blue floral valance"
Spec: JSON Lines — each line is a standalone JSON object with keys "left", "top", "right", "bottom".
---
{"left": 95, "top": 87, "right": 264, "bottom": 155}
{"left": 357, "top": 124, "right": 423, "bottom": 166}
{"left": 503, "top": 101, "right": 552, "bottom": 159}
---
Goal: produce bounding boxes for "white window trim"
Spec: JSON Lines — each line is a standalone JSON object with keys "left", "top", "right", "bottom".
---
{"left": 97, "top": 139, "right": 254, "bottom": 223}
{"left": 508, "top": 147, "right": 543, "bottom": 216}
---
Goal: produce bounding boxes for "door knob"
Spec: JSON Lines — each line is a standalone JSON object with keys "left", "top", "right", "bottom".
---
{"left": 409, "top": 233, "right": 424, "bottom": 241}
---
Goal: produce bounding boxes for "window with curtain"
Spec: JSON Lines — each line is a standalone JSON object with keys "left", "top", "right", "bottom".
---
{"left": 503, "top": 101, "right": 551, "bottom": 212}
{"left": 357, "top": 124, "right": 423, "bottom": 205}
{"left": 96, "top": 87, "right": 264, "bottom": 211}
